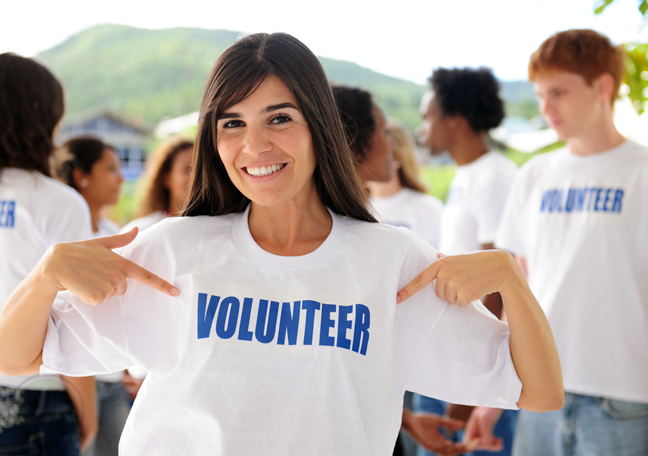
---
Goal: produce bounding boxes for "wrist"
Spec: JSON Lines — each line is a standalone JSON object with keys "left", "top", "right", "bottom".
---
{"left": 38, "top": 244, "right": 67, "bottom": 293}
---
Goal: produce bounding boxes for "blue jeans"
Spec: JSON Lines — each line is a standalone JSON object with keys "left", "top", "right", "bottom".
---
{"left": 0, "top": 389, "right": 80, "bottom": 455}
{"left": 513, "top": 393, "right": 648, "bottom": 456}
{"left": 85, "top": 382, "right": 130, "bottom": 456}
{"left": 413, "top": 394, "right": 518, "bottom": 456}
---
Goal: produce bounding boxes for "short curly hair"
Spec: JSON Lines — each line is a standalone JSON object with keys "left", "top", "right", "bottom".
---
{"left": 331, "top": 85, "right": 376, "bottom": 162}
{"left": 429, "top": 67, "right": 504, "bottom": 133}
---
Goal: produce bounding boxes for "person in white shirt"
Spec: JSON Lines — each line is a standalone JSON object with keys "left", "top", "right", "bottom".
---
{"left": 367, "top": 120, "right": 444, "bottom": 249}
{"left": 495, "top": 29, "right": 648, "bottom": 456}
{"left": 121, "top": 136, "right": 193, "bottom": 233}
{"left": 0, "top": 52, "right": 96, "bottom": 455}
{"left": 57, "top": 136, "right": 128, "bottom": 456}
{"left": 417, "top": 67, "right": 519, "bottom": 455}
{"left": 0, "top": 33, "right": 562, "bottom": 456}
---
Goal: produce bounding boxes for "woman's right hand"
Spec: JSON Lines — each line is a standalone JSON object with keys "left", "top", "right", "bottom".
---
{"left": 41, "top": 227, "right": 179, "bottom": 305}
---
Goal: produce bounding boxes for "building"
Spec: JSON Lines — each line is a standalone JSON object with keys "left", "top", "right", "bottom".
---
{"left": 56, "top": 110, "right": 151, "bottom": 181}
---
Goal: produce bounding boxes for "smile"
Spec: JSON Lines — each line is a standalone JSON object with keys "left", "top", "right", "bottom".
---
{"left": 245, "top": 164, "right": 286, "bottom": 177}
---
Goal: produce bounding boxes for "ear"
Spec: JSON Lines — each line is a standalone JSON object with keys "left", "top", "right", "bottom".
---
{"left": 72, "top": 168, "right": 84, "bottom": 189}
{"left": 594, "top": 73, "right": 615, "bottom": 104}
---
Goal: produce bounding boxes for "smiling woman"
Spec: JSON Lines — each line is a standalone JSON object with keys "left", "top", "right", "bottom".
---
{"left": 0, "top": 33, "right": 563, "bottom": 456}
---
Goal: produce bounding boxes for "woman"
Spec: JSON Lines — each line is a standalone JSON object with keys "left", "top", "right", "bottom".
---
{"left": 58, "top": 137, "right": 123, "bottom": 237}
{"left": 0, "top": 34, "right": 563, "bottom": 456}
{"left": 0, "top": 53, "right": 96, "bottom": 455}
{"left": 121, "top": 136, "right": 193, "bottom": 233}
{"left": 366, "top": 120, "right": 444, "bottom": 249}
{"left": 57, "top": 137, "right": 128, "bottom": 456}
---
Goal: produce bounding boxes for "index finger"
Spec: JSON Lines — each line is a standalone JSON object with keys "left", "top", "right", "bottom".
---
{"left": 124, "top": 259, "right": 179, "bottom": 297}
{"left": 396, "top": 261, "right": 439, "bottom": 304}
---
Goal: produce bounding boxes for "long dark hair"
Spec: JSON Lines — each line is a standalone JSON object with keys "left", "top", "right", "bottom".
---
{"left": 0, "top": 53, "right": 64, "bottom": 176}
{"left": 183, "top": 33, "right": 375, "bottom": 223}
{"left": 56, "top": 136, "right": 112, "bottom": 191}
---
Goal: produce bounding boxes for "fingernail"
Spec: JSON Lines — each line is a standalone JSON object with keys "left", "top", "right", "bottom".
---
{"left": 170, "top": 287, "right": 179, "bottom": 296}
{"left": 396, "top": 293, "right": 402, "bottom": 304}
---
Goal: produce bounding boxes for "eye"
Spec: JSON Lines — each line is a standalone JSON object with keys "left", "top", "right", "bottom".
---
{"left": 270, "top": 114, "right": 292, "bottom": 125}
{"left": 221, "top": 119, "right": 245, "bottom": 129}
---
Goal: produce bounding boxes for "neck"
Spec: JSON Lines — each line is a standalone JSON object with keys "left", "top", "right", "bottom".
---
{"left": 167, "top": 196, "right": 185, "bottom": 217}
{"left": 248, "top": 189, "right": 332, "bottom": 256}
{"left": 366, "top": 174, "right": 402, "bottom": 198}
{"left": 449, "top": 131, "right": 489, "bottom": 166}
{"left": 567, "top": 113, "right": 625, "bottom": 156}
{"left": 88, "top": 203, "right": 101, "bottom": 233}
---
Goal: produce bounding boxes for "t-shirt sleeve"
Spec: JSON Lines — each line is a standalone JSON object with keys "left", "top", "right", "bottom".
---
{"left": 40, "top": 291, "right": 133, "bottom": 377}
{"left": 41, "top": 187, "right": 92, "bottom": 244}
{"left": 495, "top": 172, "right": 527, "bottom": 256}
{"left": 406, "top": 300, "right": 522, "bottom": 409}
{"left": 472, "top": 182, "right": 513, "bottom": 246}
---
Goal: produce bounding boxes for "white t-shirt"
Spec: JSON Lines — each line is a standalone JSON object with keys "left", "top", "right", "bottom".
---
{"left": 496, "top": 140, "right": 648, "bottom": 404}
{"left": 42, "top": 206, "right": 522, "bottom": 456}
{"left": 121, "top": 211, "right": 166, "bottom": 234}
{"left": 0, "top": 168, "right": 91, "bottom": 389}
{"left": 370, "top": 188, "right": 444, "bottom": 248}
{"left": 441, "top": 151, "right": 518, "bottom": 254}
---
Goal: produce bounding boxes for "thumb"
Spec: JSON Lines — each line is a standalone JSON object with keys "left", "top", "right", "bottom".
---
{"left": 96, "top": 226, "right": 139, "bottom": 250}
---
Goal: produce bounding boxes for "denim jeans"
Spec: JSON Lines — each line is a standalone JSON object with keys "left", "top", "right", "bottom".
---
{"left": 413, "top": 394, "right": 518, "bottom": 456}
{"left": 85, "top": 381, "right": 130, "bottom": 456}
{"left": 0, "top": 389, "right": 80, "bottom": 456}
{"left": 513, "top": 393, "right": 648, "bottom": 456}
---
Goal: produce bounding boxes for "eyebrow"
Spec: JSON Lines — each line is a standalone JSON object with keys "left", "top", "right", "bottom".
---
{"left": 217, "top": 102, "right": 300, "bottom": 120}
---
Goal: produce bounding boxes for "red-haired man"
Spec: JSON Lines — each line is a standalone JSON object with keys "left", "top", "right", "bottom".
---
{"left": 494, "top": 29, "right": 648, "bottom": 455}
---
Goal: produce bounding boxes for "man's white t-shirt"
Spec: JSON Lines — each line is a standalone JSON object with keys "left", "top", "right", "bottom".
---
{"left": 42, "top": 206, "right": 522, "bottom": 455}
{"left": 370, "top": 188, "right": 444, "bottom": 248}
{"left": 441, "top": 151, "right": 518, "bottom": 254}
{"left": 496, "top": 140, "right": 648, "bottom": 404}
{"left": 0, "top": 168, "right": 91, "bottom": 389}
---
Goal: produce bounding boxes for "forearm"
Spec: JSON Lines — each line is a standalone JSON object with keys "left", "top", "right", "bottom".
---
{"left": 500, "top": 254, "right": 563, "bottom": 411}
{"left": 0, "top": 261, "right": 59, "bottom": 375}
{"left": 64, "top": 375, "right": 98, "bottom": 452}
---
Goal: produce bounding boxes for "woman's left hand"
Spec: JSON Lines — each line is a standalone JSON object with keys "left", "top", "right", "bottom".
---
{"left": 396, "top": 250, "right": 518, "bottom": 305}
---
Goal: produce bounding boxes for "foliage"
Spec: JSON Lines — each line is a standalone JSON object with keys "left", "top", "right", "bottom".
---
{"left": 594, "top": 0, "right": 648, "bottom": 16}
{"left": 623, "top": 43, "right": 648, "bottom": 114}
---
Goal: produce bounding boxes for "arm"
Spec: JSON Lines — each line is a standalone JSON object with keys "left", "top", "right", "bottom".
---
{"left": 0, "top": 229, "right": 178, "bottom": 377}
{"left": 63, "top": 375, "right": 98, "bottom": 453}
{"left": 397, "top": 250, "right": 563, "bottom": 412}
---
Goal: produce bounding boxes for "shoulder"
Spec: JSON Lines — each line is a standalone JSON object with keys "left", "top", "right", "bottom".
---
{"left": 407, "top": 189, "right": 444, "bottom": 209}
{"left": 121, "top": 211, "right": 166, "bottom": 233}
{"left": 97, "top": 218, "right": 120, "bottom": 237}
{"left": 28, "top": 171, "right": 88, "bottom": 209}
{"left": 620, "top": 140, "right": 648, "bottom": 164}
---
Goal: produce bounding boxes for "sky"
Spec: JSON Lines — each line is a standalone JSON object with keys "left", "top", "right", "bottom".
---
{"left": 1, "top": 0, "right": 646, "bottom": 84}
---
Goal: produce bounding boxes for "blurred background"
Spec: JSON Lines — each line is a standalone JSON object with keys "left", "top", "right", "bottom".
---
{"left": 3, "top": 0, "right": 648, "bottom": 224}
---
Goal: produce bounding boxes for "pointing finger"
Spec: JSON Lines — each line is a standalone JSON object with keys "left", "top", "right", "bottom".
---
{"left": 124, "top": 260, "right": 179, "bottom": 297}
{"left": 95, "top": 227, "right": 139, "bottom": 250}
{"left": 396, "top": 261, "right": 439, "bottom": 304}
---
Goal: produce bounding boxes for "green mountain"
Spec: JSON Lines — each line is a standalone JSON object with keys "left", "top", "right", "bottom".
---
{"left": 37, "top": 24, "right": 537, "bottom": 133}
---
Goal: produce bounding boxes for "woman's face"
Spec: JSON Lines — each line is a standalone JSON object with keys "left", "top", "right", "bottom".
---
{"left": 216, "top": 76, "right": 317, "bottom": 208}
{"left": 81, "top": 148, "right": 123, "bottom": 207}
{"left": 357, "top": 106, "right": 395, "bottom": 183}
{"left": 164, "top": 148, "right": 193, "bottom": 211}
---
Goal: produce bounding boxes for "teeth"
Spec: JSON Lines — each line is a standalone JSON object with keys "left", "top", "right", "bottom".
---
{"left": 247, "top": 164, "right": 284, "bottom": 177}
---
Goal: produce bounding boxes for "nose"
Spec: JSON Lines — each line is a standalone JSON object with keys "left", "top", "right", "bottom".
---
{"left": 242, "top": 123, "right": 272, "bottom": 156}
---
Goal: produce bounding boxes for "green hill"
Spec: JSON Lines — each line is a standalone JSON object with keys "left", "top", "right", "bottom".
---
{"left": 37, "top": 24, "right": 537, "bottom": 133}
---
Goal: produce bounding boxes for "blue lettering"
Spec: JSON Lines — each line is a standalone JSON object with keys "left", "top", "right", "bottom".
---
{"left": 215, "top": 296, "right": 239, "bottom": 339}
{"left": 352, "top": 304, "right": 371, "bottom": 356}
{"left": 255, "top": 300, "right": 279, "bottom": 344}
{"left": 197, "top": 293, "right": 220, "bottom": 340}
{"left": 237, "top": 297, "right": 254, "bottom": 341}
{"left": 575, "top": 188, "right": 586, "bottom": 212}
{"left": 302, "top": 300, "right": 320, "bottom": 345}
{"left": 587, "top": 188, "right": 597, "bottom": 211}
{"left": 336, "top": 305, "right": 353, "bottom": 350}
{"left": 594, "top": 188, "right": 603, "bottom": 211}
{"left": 540, "top": 191, "right": 551, "bottom": 212}
{"left": 5, "top": 201, "right": 14, "bottom": 227}
{"left": 0, "top": 201, "right": 5, "bottom": 227}
{"left": 319, "top": 304, "right": 336, "bottom": 347}
{"left": 612, "top": 189, "right": 624, "bottom": 213}
{"left": 277, "top": 301, "right": 301, "bottom": 345}
{"left": 549, "top": 190, "right": 560, "bottom": 212}
{"left": 602, "top": 188, "right": 612, "bottom": 212}
{"left": 565, "top": 189, "right": 576, "bottom": 213}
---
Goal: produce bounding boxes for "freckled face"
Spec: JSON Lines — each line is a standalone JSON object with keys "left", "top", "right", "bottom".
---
{"left": 216, "top": 76, "right": 317, "bottom": 208}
